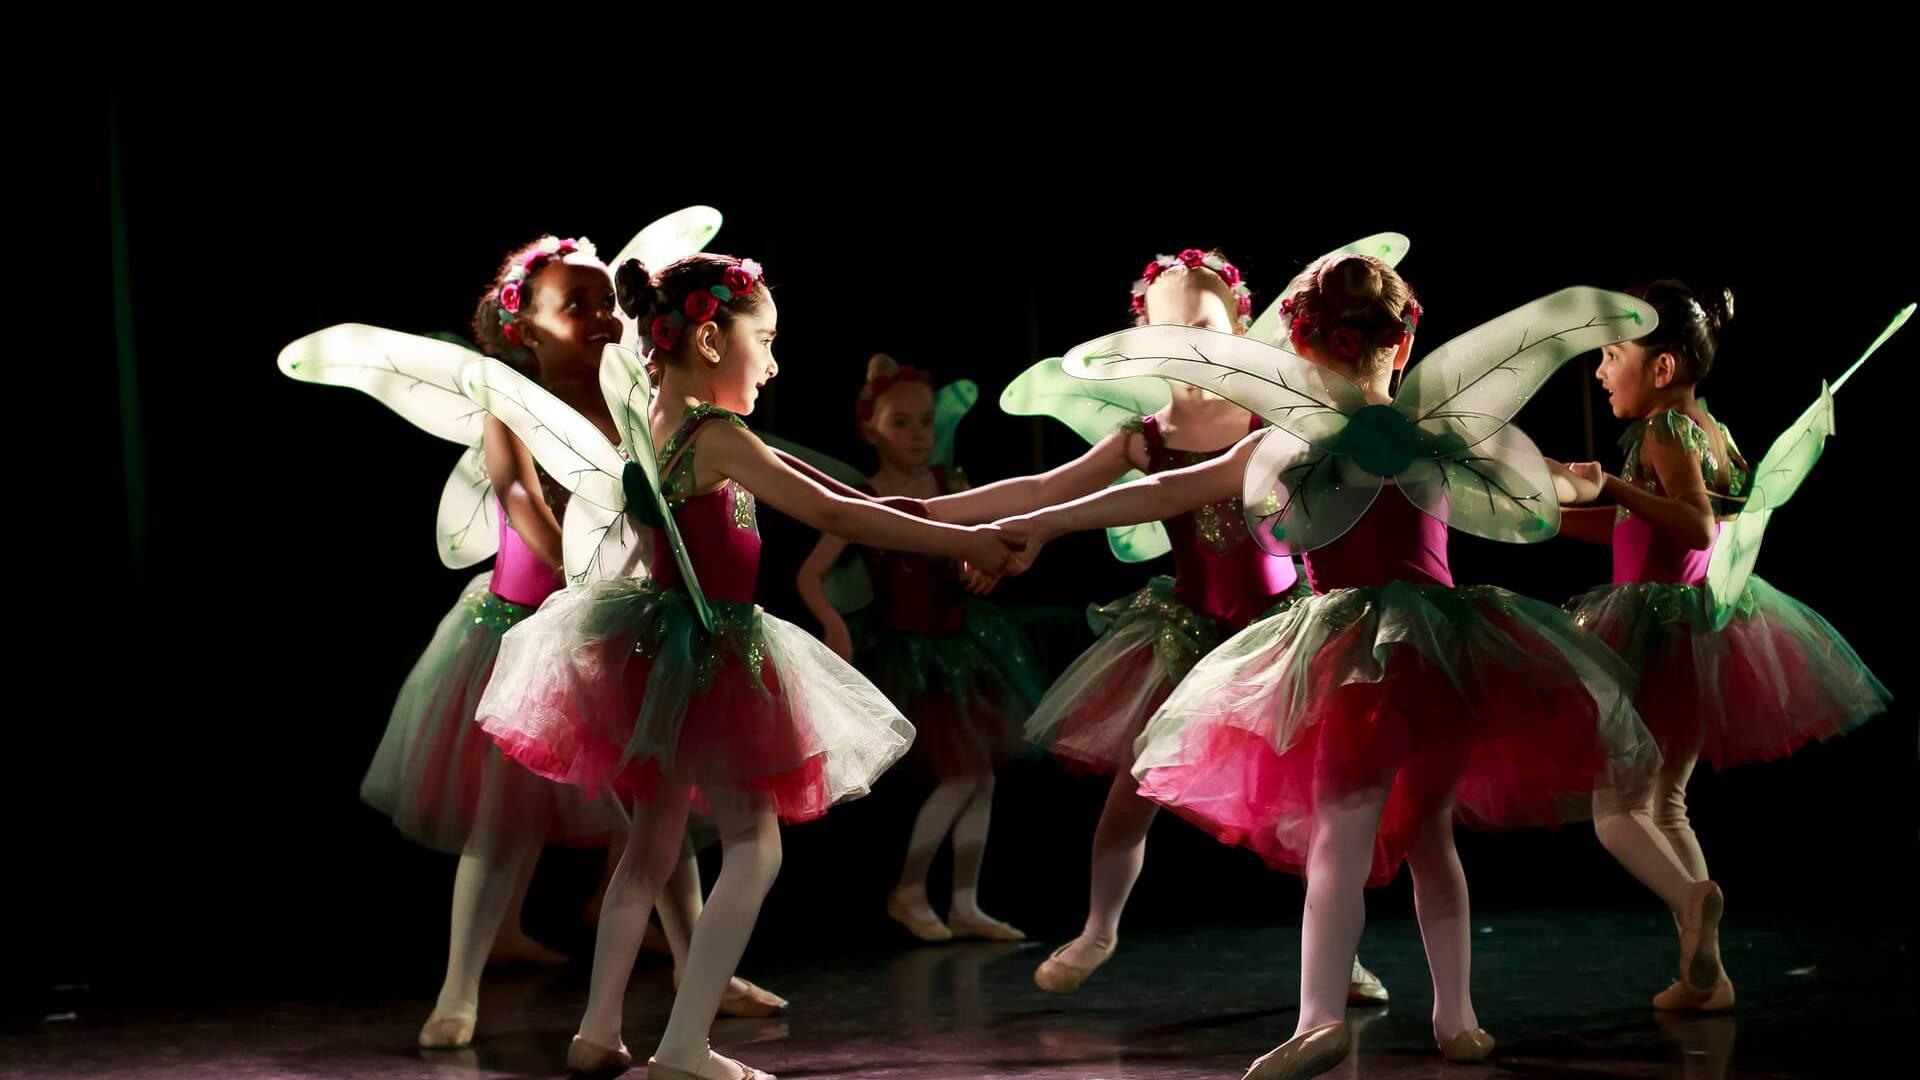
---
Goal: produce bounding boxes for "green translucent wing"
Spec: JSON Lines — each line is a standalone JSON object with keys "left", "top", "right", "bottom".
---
{"left": 1394, "top": 288, "right": 1657, "bottom": 448}
{"left": 1242, "top": 427, "right": 1382, "bottom": 556}
{"left": 1063, "top": 325, "right": 1365, "bottom": 449}
{"left": 278, "top": 323, "right": 486, "bottom": 443}
{"left": 460, "top": 358, "right": 629, "bottom": 590}
{"left": 607, "top": 206, "right": 724, "bottom": 344}
{"left": 758, "top": 434, "right": 868, "bottom": 488}
{"left": 436, "top": 440, "right": 499, "bottom": 568}
{"left": 1705, "top": 301, "right": 1912, "bottom": 626}
{"left": 1395, "top": 421, "right": 1560, "bottom": 544}
{"left": 279, "top": 322, "right": 499, "bottom": 566}
{"left": 601, "top": 345, "right": 713, "bottom": 631}
{"left": 1001, "top": 355, "right": 1169, "bottom": 445}
{"left": 1001, "top": 356, "right": 1173, "bottom": 562}
{"left": 930, "top": 379, "right": 978, "bottom": 468}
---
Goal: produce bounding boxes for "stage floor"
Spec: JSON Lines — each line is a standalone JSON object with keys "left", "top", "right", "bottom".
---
{"left": 8, "top": 906, "right": 1908, "bottom": 1078}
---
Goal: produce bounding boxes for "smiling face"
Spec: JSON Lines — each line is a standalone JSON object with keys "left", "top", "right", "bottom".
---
{"left": 519, "top": 256, "right": 622, "bottom": 379}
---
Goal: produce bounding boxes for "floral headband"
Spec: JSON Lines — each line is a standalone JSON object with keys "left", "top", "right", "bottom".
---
{"left": 496, "top": 236, "right": 597, "bottom": 347}
{"left": 646, "top": 259, "right": 766, "bottom": 353}
{"left": 1129, "top": 249, "right": 1254, "bottom": 330}
{"left": 1283, "top": 295, "right": 1421, "bottom": 360}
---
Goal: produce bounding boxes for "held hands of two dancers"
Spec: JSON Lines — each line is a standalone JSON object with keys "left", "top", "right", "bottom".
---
{"left": 1544, "top": 458, "right": 1607, "bottom": 505}
{"left": 954, "top": 517, "right": 1041, "bottom": 589}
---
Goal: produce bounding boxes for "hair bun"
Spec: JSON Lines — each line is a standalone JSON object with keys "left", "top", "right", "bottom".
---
{"left": 1703, "top": 286, "right": 1735, "bottom": 332}
{"left": 616, "top": 258, "right": 654, "bottom": 319}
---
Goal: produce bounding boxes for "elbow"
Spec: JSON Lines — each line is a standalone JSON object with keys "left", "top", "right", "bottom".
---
{"left": 1686, "top": 515, "right": 1716, "bottom": 552}
{"left": 815, "top": 500, "right": 853, "bottom": 536}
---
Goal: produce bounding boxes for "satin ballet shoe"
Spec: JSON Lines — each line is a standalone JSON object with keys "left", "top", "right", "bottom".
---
{"left": 1243, "top": 1022, "right": 1352, "bottom": 1080}
{"left": 947, "top": 913, "right": 1026, "bottom": 942}
{"left": 565, "top": 1034, "right": 632, "bottom": 1074}
{"left": 673, "top": 970, "right": 790, "bottom": 1018}
{"left": 1348, "top": 958, "right": 1390, "bottom": 1006}
{"left": 886, "top": 892, "right": 953, "bottom": 943}
{"left": 1654, "top": 974, "right": 1736, "bottom": 1012}
{"left": 645, "top": 1053, "right": 774, "bottom": 1079}
{"left": 417, "top": 1012, "right": 475, "bottom": 1049}
{"left": 1034, "top": 938, "right": 1115, "bottom": 994}
{"left": 1437, "top": 1026, "right": 1495, "bottom": 1063}
{"left": 1678, "top": 880, "right": 1726, "bottom": 995}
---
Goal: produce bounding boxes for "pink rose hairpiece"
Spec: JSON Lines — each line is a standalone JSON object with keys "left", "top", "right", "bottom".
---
{"left": 1282, "top": 295, "right": 1422, "bottom": 359}
{"left": 496, "top": 236, "right": 598, "bottom": 347}
{"left": 1128, "top": 248, "right": 1255, "bottom": 330}
{"left": 646, "top": 259, "right": 765, "bottom": 352}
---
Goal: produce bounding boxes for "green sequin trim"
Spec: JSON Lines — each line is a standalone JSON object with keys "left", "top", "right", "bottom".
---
{"left": 851, "top": 600, "right": 1046, "bottom": 715}
{"left": 1565, "top": 580, "right": 1759, "bottom": 672}
{"left": 628, "top": 583, "right": 770, "bottom": 694}
{"left": 465, "top": 590, "right": 535, "bottom": 633}
{"left": 1090, "top": 576, "right": 1223, "bottom": 681}
{"left": 658, "top": 404, "right": 750, "bottom": 508}
{"left": 1618, "top": 406, "right": 1749, "bottom": 519}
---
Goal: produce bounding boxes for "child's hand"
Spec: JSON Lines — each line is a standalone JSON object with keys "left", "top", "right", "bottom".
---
{"left": 958, "top": 564, "right": 1001, "bottom": 595}
{"left": 990, "top": 515, "right": 1048, "bottom": 575}
{"left": 958, "top": 525, "right": 1025, "bottom": 576}
{"left": 1546, "top": 458, "right": 1606, "bottom": 505}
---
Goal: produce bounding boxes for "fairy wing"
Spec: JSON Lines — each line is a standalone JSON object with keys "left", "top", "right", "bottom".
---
{"left": 280, "top": 323, "right": 501, "bottom": 565}
{"left": 1062, "top": 326, "right": 1369, "bottom": 559}
{"left": 1394, "top": 421, "right": 1561, "bottom": 544}
{"left": 600, "top": 345, "right": 714, "bottom": 631}
{"left": 1704, "top": 385, "right": 1829, "bottom": 625}
{"left": 608, "top": 205, "right": 724, "bottom": 270}
{"left": 931, "top": 379, "right": 979, "bottom": 468}
{"left": 460, "top": 358, "right": 630, "bottom": 588}
{"left": 435, "top": 440, "right": 499, "bottom": 568}
{"left": 279, "top": 323, "right": 488, "bottom": 443}
{"left": 1705, "top": 302, "right": 1912, "bottom": 624}
{"left": 1393, "top": 288, "right": 1658, "bottom": 448}
{"left": 1382, "top": 287, "right": 1655, "bottom": 541}
{"left": 1062, "top": 325, "right": 1366, "bottom": 449}
{"left": 1241, "top": 426, "right": 1383, "bottom": 557}
{"left": 607, "top": 206, "right": 725, "bottom": 342}
{"left": 757, "top": 434, "right": 869, "bottom": 488}
{"left": 1001, "top": 355, "right": 1170, "bottom": 446}
{"left": 1000, "top": 356, "right": 1173, "bottom": 562}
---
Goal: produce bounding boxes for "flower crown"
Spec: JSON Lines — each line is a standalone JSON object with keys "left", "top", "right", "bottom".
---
{"left": 1282, "top": 295, "right": 1422, "bottom": 360}
{"left": 496, "top": 236, "right": 597, "bottom": 347}
{"left": 645, "top": 259, "right": 765, "bottom": 352}
{"left": 1129, "top": 249, "right": 1254, "bottom": 330}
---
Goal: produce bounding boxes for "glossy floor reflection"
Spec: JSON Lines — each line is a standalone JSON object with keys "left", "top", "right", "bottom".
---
{"left": 6, "top": 906, "right": 1908, "bottom": 1077}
